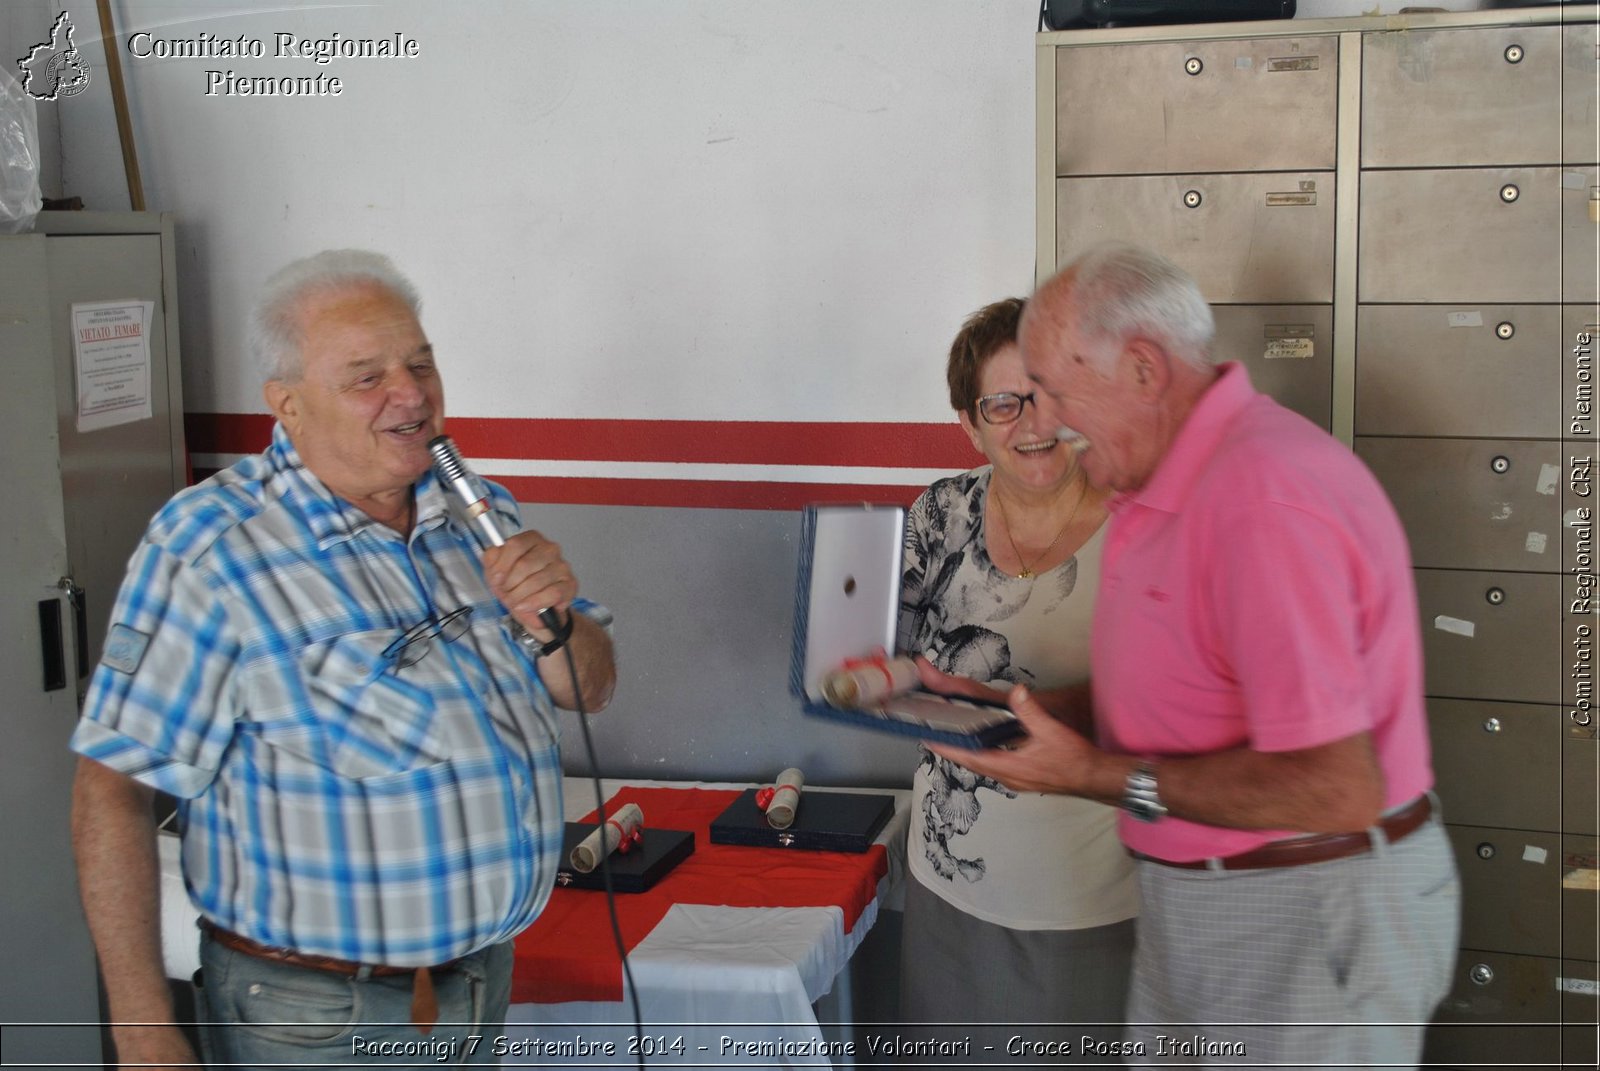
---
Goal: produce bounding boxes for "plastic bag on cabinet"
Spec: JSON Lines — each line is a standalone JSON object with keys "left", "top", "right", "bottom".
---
{"left": 0, "top": 69, "right": 42, "bottom": 235}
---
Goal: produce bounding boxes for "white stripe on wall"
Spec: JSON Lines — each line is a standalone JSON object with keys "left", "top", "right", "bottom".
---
{"left": 191, "top": 454, "right": 962, "bottom": 486}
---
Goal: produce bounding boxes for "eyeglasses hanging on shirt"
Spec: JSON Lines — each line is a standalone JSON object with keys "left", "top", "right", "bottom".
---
{"left": 382, "top": 606, "right": 474, "bottom": 670}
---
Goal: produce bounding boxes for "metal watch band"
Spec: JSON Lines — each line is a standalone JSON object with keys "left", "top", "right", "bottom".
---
{"left": 509, "top": 616, "right": 570, "bottom": 658}
{"left": 1122, "top": 761, "right": 1168, "bottom": 823}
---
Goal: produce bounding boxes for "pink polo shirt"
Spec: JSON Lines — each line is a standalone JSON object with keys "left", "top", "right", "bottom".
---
{"left": 1094, "top": 362, "right": 1433, "bottom": 861}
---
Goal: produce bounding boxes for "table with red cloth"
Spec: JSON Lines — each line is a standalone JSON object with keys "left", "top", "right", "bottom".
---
{"left": 498, "top": 777, "right": 908, "bottom": 1068}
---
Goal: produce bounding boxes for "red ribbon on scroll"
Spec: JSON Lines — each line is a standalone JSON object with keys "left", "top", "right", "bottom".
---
{"left": 607, "top": 818, "right": 644, "bottom": 855}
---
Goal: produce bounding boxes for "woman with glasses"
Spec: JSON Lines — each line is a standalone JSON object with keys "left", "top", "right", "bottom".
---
{"left": 897, "top": 297, "right": 1137, "bottom": 1045}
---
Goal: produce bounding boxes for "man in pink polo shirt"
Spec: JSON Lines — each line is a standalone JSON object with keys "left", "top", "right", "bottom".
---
{"left": 930, "top": 242, "right": 1459, "bottom": 1065}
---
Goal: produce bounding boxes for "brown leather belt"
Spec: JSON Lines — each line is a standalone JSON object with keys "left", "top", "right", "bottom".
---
{"left": 1134, "top": 794, "right": 1433, "bottom": 872}
{"left": 200, "top": 920, "right": 453, "bottom": 1032}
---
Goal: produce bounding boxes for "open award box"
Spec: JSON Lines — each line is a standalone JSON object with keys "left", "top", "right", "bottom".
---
{"left": 789, "top": 504, "right": 1023, "bottom": 750}
{"left": 709, "top": 779, "right": 895, "bottom": 854}
{"left": 554, "top": 812, "right": 694, "bottom": 893}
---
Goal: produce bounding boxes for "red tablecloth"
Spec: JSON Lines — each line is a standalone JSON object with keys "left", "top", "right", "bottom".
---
{"left": 512, "top": 786, "right": 889, "bottom": 1003}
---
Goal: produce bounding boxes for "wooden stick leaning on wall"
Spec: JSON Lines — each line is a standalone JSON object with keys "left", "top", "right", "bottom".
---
{"left": 96, "top": 0, "right": 144, "bottom": 211}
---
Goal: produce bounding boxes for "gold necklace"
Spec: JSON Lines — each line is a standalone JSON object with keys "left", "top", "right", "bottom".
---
{"left": 992, "top": 478, "right": 1084, "bottom": 580}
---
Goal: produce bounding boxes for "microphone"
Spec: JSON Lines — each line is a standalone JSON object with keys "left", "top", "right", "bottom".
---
{"left": 428, "top": 434, "right": 510, "bottom": 549}
{"left": 429, "top": 434, "right": 568, "bottom": 638}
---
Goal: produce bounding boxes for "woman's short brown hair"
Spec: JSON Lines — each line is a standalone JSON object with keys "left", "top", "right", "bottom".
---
{"left": 946, "top": 296, "right": 1026, "bottom": 416}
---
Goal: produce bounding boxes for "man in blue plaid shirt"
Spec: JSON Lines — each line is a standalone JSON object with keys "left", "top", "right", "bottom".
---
{"left": 69, "top": 250, "right": 617, "bottom": 1068}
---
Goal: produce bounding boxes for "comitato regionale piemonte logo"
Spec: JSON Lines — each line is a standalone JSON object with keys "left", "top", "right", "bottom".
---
{"left": 17, "top": 11, "right": 93, "bottom": 101}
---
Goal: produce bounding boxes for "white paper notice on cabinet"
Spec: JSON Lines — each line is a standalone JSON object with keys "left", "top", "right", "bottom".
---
{"left": 73, "top": 300, "right": 154, "bottom": 433}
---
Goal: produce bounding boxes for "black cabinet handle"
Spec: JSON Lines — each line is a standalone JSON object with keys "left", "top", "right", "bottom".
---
{"left": 39, "top": 599, "right": 65, "bottom": 692}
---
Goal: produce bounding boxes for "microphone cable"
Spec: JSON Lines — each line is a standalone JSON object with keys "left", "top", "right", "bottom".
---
{"left": 429, "top": 435, "right": 644, "bottom": 1066}
{"left": 550, "top": 624, "right": 647, "bottom": 1070}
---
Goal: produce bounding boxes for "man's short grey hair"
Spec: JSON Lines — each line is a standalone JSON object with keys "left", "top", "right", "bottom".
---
{"left": 1064, "top": 242, "right": 1215, "bottom": 370}
{"left": 248, "top": 249, "right": 422, "bottom": 382}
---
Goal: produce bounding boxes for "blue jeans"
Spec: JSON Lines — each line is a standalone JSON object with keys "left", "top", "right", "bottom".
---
{"left": 196, "top": 932, "right": 513, "bottom": 1067}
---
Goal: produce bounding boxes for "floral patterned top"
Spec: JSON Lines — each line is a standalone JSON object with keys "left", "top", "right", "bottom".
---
{"left": 898, "top": 467, "right": 1138, "bottom": 929}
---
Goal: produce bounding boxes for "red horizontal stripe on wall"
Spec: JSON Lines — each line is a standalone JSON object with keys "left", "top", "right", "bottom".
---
{"left": 448, "top": 417, "right": 973, "bottom": 469}
{"left": 186, "top": 413, "right": 975, "bottom": 470}
{"left": 187, "top": 412, "right": 275, "bottom": 455}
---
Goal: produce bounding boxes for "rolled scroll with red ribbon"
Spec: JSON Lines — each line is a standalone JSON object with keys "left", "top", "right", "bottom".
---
{"left": 820, "top": 654, "right": 919, "bottom": 708}
{"left": 756, "top": 767, "right": 805, "bottom": 830}
{"left": 569, "top": 802, "right": 645, "bottom": 873}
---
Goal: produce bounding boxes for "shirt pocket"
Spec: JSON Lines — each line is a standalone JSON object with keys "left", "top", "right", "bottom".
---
{"left": 294, "top": 630, "right": 451, "bottom": 779}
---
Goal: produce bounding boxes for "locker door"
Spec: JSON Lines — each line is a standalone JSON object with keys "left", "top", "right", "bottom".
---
{"left": 0, "top": 237, "right": 103, "bottom": 1064}
{"left": 46, "top": 234, "right": 181, "bottom": 690}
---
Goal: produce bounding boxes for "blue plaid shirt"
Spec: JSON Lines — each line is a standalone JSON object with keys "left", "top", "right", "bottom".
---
{"left": 72, "top": 424, "right": 608, "bottom": 966}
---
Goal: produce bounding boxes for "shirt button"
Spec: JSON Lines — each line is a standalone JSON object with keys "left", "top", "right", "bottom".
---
{"left": 249, "top": 983, "right": 262, "bottom": 996}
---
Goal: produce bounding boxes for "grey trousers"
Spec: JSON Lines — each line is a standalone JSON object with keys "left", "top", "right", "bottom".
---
{"left": 1127, "top": 817, "right": 1460, "bottom": 1068}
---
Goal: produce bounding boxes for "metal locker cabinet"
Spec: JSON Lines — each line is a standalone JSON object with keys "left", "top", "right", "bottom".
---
{"left": 1560, "top": 165, "right": 1600, "bottom": 303}
{"left": 1429, "top": 951, "right": 1599, "bottom": 1066}
{"left": 1360, "top": 25, "right": 1564, "bottom": 169}
{"left": 1210, "top": 306, "right": 1333, "bottom": 430}
{"left": 1563, "top": 718, "right": 1599, "bottom": 839}
{"left": 1427, "top": 697, "right": 1597, "bottom": 836}
{"left": 1358, "top": 167, "right": 1565, "bottom": 304}
{"left": 1040, "top": 9, "right": 1600, "bottom": 1056}
{"left": 1446, "top": 824, "right": 1598, "bottom": 960}
{"left": 1054, "top": 35, "right": 1338, "bottom": 176}
{"left": 1055, "top": 172, "right": 1335, "bottom": 303}
{"left": 0, "top": 213, "right": 187, "bottom": 1066}
{"left": 1563, "top": 22, "right": 1600, "bottom": 166}
{"left": 1355, "top": 305, "right": 1564, "bottom": 440}
{"left": 1415, "top": 568, "right": 1562, "bottom": 705}
{"left": 1355, "top": 438, "right": 1570, "bottom": 571}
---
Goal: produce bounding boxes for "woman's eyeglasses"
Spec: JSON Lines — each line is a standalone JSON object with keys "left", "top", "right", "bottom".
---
{"left": 383, "top": 606, "right": 473, "bottom": 669}
{"left": 975, "top": 391, "right": 1036, "bottom": 425}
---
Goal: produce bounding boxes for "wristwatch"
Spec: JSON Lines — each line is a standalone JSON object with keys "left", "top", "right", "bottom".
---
{"left": 508, "top": 615, "right": 571, "bottom": 658}
{"left": 1121, "top": 762, "right": 1168, "bottom": 823}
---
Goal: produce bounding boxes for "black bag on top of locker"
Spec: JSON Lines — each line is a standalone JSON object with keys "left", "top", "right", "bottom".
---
{"left": 1041, "top": 0, "right": 1296, "bottom": 31}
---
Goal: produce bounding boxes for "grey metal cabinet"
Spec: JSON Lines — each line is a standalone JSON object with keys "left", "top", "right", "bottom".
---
{"left": 1040, "top": 7, "right": 1598, "bottom": 1062}
{"left": 1212, "top": 305, "right": 1333, "bottom": 430}
{"left": 1433, "top": 951, "right": 1598, "bottom": 1065}
{"left": 1446, "top": 824, "right": 1598, "bottom": 960}
{"left": 1355, "top": 305, "right": 1566, "bottom": 439}
{"left": 1427, "top": 698, "right": 1596, "bottom": 837}
{"left": 1563, "top": 24, "right": 1600, "bottom": 164}
{"left": 1356, "top": 438, "right": 1573, "bottom": 571}
{"left": 1360, "top": 25, "right": 1565, "bottom": 169}
{"left": 0, "top": 213, "right": 187, "bottom": 1066}
{"left": 1359, "top": 168, "right": 1567, "bottom": 303}
{"left": 1054, "top": 35, "right": 1338, "bottom": 176}
{"left": 1056, "top": 172, "right": 1336, "bottom": 303}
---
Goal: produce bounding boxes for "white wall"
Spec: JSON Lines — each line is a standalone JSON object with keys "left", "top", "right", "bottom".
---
{"left": 19, "top": 0, "right": 1044, "bottom": 428}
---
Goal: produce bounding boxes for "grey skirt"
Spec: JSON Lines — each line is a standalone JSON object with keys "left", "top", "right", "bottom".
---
{"left": 898, "top": 877, "right": 1136, "bottom": 1061}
